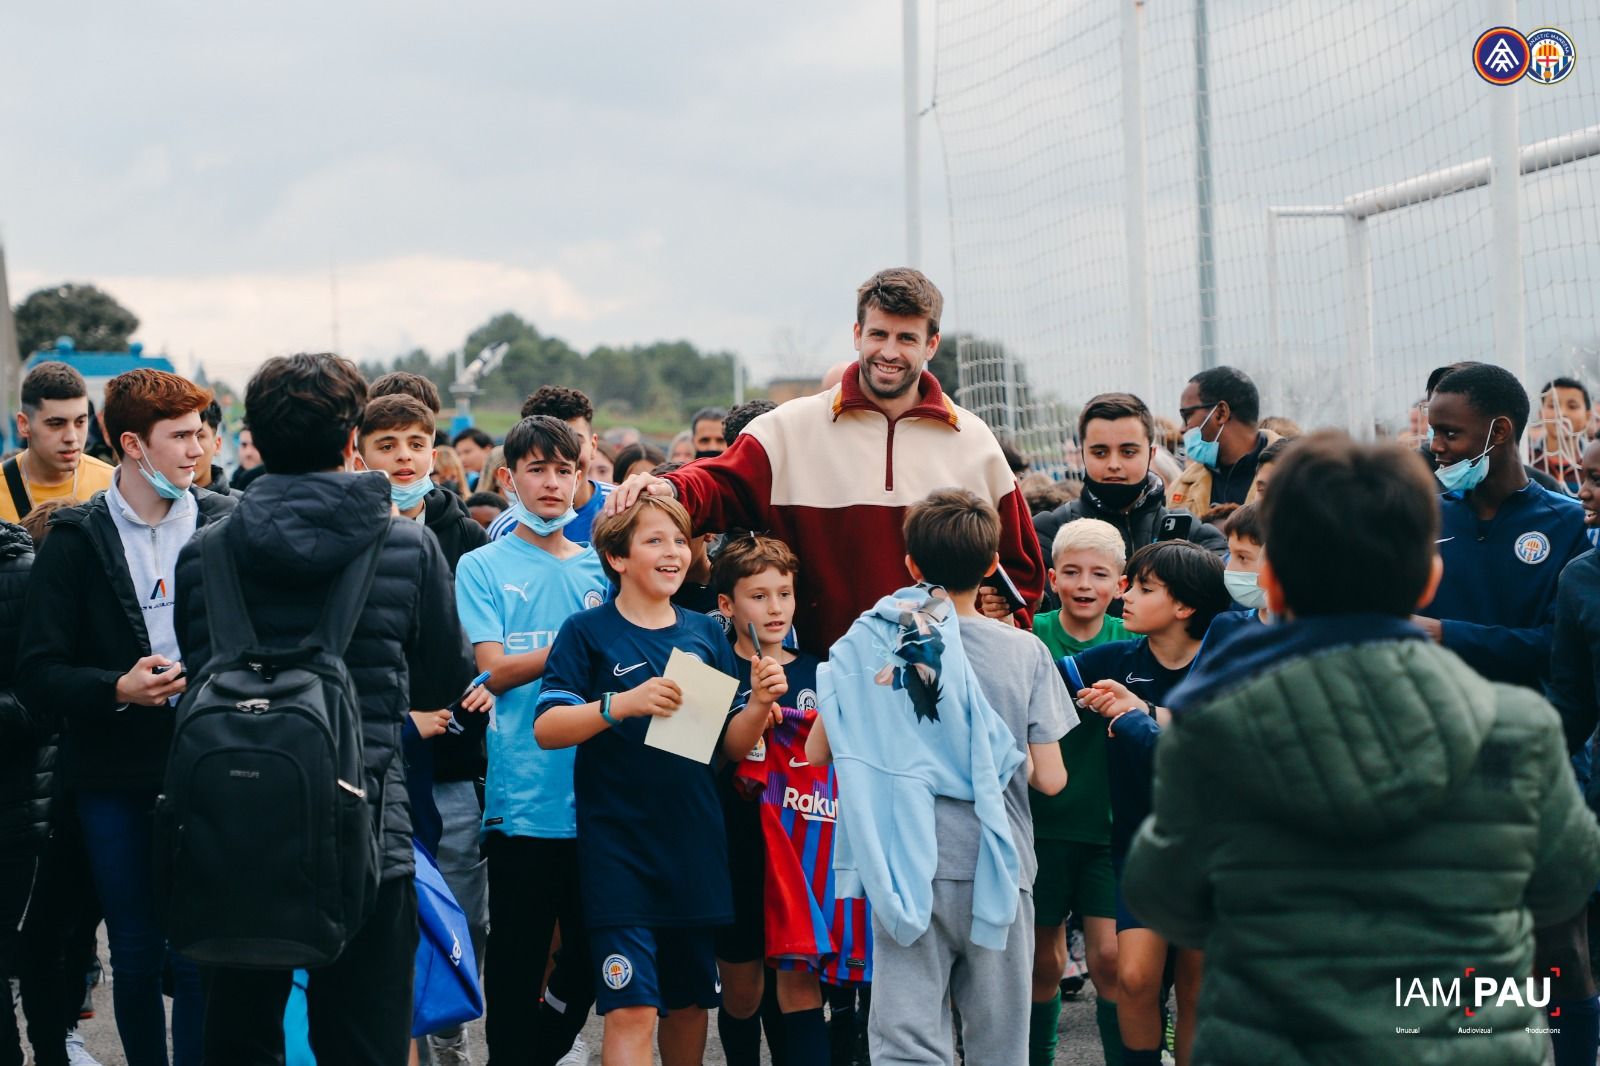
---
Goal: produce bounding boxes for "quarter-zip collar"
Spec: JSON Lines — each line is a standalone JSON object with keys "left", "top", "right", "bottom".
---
{"left": 831, "top": 364, "right": 961, "bottom": 492}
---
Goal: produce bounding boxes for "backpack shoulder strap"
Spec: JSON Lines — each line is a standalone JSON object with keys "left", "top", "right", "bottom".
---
{"left": 199, "top": 521, "right": 260, "bottom": 661}
{"left": 310, "top": 521, "right": 393, "bottom": 659}
{"left": 3, "top": 458, "right": 31, "bottom": 520}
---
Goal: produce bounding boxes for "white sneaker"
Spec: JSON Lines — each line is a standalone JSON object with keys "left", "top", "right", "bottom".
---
{"left": 427, "top": 1027, "right": 472, "bottom": 1066}
{"left": 555, "top": 1034, "right": 590, "bottom": 1066}
{"left": 64, "top": 1029, "right": 103, "bottom": 1066}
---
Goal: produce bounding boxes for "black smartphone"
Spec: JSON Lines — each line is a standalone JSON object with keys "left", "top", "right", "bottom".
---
{"left": 980, "top": 568, "right": 1028, "bottom": 615}
{"left": 1158, "top": 513, "right": 1196, "bottom": 542}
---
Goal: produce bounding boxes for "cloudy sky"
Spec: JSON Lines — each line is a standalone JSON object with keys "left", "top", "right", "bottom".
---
{"left": 2, "top": 2, "right": 945, "bottom": 386}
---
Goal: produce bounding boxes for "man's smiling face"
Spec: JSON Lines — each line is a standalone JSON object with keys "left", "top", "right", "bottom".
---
{"left": 853, "top": 307, "right": 939, "bottom": 402}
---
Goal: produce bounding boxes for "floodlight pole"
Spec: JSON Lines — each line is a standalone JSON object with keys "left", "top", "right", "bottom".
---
{"left": 903, "top": 0, "right": 922, "bottom": 268}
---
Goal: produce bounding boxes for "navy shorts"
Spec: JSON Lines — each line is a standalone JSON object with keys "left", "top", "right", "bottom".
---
{"left": 590, "top": 925, "right": 722, "bottom": 1016}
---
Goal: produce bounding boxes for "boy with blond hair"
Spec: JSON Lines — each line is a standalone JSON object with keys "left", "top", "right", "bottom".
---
{"left": 1030, "top": 518, "right": 1127, "bottom": 1065}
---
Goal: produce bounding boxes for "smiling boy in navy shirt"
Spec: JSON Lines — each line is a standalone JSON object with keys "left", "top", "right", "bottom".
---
{"left": 534, "top": 495, "right": 787, "bottom": 1066}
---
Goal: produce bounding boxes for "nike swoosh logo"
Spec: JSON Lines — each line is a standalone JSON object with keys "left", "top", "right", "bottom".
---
{"left": 789, "top": 757, "right": 810, "bottom": 769}
{"left": 612, "top": 662, "right": 647, "bottom": 677}
{"left": 1435, "top": 536, "right": 1455, "bottom": 544}
{"left": 1125, "top": 674, "right": 1154, "bottom": 685}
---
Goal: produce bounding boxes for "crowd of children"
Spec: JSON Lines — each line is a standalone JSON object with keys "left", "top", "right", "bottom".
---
{"left": 5, "top": 267, "right": 1600, "bottom": 1066}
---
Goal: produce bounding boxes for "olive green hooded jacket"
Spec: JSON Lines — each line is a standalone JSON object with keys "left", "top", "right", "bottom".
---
{"left": 1123, "top": 614, "right": 1600, "bottom": 1066}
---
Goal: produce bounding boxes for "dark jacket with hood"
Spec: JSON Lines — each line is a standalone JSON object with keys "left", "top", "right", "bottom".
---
{"left": 0, "top": 522, "right": 49, "bottom": 848}
{"left": 1123, "top": 614, "right": 1600, "bottom": 1066}
{"left": 203, "top": 463, "right": 239, "bottom": 498}
{"left": 18, "top": 487, "right": 236, "bottom": 793}
{"left": 1033, "top": 473, "right": 1227, "bottom": 561}
{"left": 173, "top": 472, "right": 474, "bottom": 880}
{"left": 417, "top": 485, "right": 488, "bottom": 784}
{"left": 1547, "top": 547, "right": 1600, "bottom": 812}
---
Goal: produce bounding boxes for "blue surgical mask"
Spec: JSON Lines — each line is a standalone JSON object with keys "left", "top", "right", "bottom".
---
{"left": 389, "top": 475, "right": 431, "bottom": 512}
{"left": 1434, "top": 419, "right": 1500, "bottom": 495}
{"left": 1223, "top": 569, "right": 1268, "bottom": 610}
{"left": 508, "top": 486, "right": 578, "bottom": 536}
{"left": 137, "top": 456, "right": 186, "bottom": 500}
{"left": 1424, "top": 425, "right": 1434, "bottom": 448}
{"left": 1183, "top": 405, "right": 1222, "bottom": 469}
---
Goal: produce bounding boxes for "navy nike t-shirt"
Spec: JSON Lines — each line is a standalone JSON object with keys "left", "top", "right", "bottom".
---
{"left": 536, "top": 600, "right": 745, "bottom": 929}
{"left": 1062, "top": 636, "right": 1193, "bottom": 860}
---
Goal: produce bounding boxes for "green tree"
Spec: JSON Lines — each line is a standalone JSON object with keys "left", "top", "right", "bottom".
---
{"left": 13, "top": 283, "right": 139, "bottom": 357}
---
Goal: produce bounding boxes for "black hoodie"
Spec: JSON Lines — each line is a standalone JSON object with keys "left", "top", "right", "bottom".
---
{"left": 1033, "top": 472, "right": 1228, "bottom": 561}
{"left": 174, "top": 471, "right": 474, "bottom": 880}
{"left": 0, "top": 522, "right": 48, "bottom": 848}
{"left": 19, "top": 487, "right": 236, "bottom": 792}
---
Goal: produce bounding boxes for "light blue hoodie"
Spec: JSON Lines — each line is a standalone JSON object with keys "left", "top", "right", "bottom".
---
{"left": 817, "top": 586, "right": 1026, "bottom": 949}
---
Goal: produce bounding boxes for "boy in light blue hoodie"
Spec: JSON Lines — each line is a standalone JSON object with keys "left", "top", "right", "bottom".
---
{"left": 808, "top": 488, "right": 1072, "bottom": 1065}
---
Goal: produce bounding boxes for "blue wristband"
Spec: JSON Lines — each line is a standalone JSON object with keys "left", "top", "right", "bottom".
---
{"left": 600, "top": 691, "right": 621, "bottom": 727}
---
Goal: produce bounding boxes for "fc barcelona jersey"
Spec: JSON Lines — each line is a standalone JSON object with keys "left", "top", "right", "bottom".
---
{"left": 736, "top": 668, "right": 872, "bottom": 984}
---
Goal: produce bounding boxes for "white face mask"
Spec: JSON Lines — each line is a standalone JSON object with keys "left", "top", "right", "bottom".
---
{"left": 1223, "top": 568, "right": 1268, "bottom": 610}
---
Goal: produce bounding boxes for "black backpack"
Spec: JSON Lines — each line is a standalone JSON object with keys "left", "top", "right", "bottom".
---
{"left": 154, "top": 520, "right": 389, "bottom": 969}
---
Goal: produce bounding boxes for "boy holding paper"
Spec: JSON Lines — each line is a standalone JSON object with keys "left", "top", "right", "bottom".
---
{"left": 534, "top": 494, "right": 787, "bottom": 1066}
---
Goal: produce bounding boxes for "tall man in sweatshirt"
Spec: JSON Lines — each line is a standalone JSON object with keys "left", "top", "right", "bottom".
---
{"left": 606, "top": 268, "right": 1046, "bottom": 655}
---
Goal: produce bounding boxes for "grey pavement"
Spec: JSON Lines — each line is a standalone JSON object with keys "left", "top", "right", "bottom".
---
{"left": 53, "top": 937, "right": 1109, "bottom": 1065}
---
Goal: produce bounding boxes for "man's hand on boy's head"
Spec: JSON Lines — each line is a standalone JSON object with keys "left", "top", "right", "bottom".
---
{"left": 605, "top": 472, "right": 676, "bottom": 518}
{"left": 614, "top": 677, "right": 683, "bottom": 719}
{"left": 750, "top": 653, "right": 788, "bottom": 719}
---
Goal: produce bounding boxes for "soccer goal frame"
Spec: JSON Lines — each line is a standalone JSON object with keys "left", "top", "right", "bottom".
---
{"left": 1265, "top": 122, "right": 1600, "bottom": 439}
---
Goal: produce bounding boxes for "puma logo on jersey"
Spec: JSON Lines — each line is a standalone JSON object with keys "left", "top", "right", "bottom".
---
{"left": 502, "top": 582, "right": 531, "bottom": 603}
{"left": 782, "top": 786, "right": 836, "bottom": 823}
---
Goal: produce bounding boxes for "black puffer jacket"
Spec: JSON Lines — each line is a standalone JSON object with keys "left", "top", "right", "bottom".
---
{"left": 0, "top": 522, "right": 48, "bottom": 849}
{"left": 18, "top": 487, "right": 236, "bottom": 792}
{"left": 174, "top": 472, "right": 474, "bottom": 881}
{"left": 1033, "top": 472, "right": 1228, "bottom": 560}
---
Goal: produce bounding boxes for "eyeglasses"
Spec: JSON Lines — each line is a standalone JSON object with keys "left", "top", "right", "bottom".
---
{"left": 1177, "top": 403, "right": 1217, "bottom": 422}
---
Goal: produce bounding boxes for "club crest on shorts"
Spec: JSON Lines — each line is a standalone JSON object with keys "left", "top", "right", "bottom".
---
{"left": 1515, "top": 531, "right": 1552, "bottom": 565}
{"left": 1475, "top": 26, "right": 1530, "bottom": 85}
{"left": 1526, "top": 28, "right": 1576, "bottom": 84}
{"left": 601, "top": 953, "right": 633, "bottom": 990}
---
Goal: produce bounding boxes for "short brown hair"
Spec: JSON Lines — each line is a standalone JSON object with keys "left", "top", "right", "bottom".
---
{"left": 1223, "top": 502, "right": 1264, "bottom": 545}
{"left": 856, "top": 268, "right": 943, "bottom": 338}
{"left": 369, "top": 371, "right": 442, "bottom": 414}
{"left": 1261, "top": 431, "right": 1438, "bottom": 617}
{"left": 903, "top": 488, "right": 1000, "bottom": 592}
{"left": 102, "top": 369, "right": 213, "bottom": 457}
{"left": 591, "top": 495, "right": 694, "bottom": 585}
{"left": 22, "top": 498, "right": 79, "bottom": 545}
{"left": 1077, "top": 392, "right": 1155, "bottom": 445}
{"left": 360, "top": 394, "right": 436, "bottom": 440}
{"left": 20, "top": 362, "right": 87, "bottom": 414}
{"left": 711, "top": 533, "right": 800, "bottom": 597}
